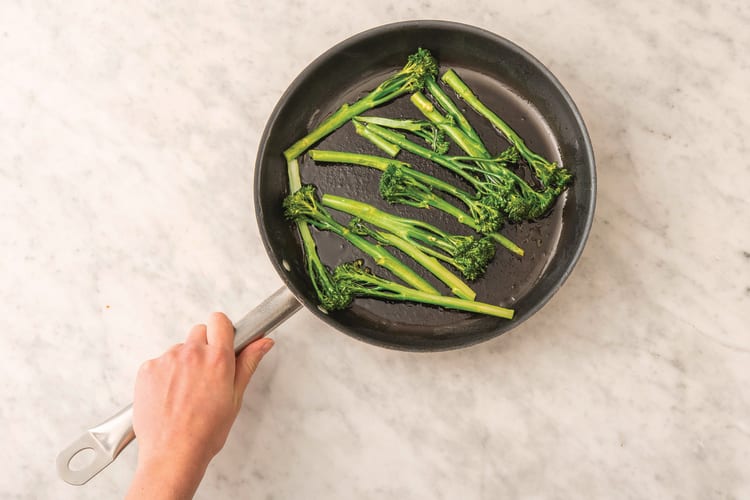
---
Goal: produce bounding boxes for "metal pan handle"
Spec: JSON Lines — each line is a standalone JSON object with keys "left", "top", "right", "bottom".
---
{"left": 56, "top": 286, "right": 301, "bottom": 485}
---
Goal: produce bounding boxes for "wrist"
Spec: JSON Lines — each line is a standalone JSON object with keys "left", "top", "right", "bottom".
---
{"left": 137, "top": 446, "right": 213, "bottom": 473}
{"left": 127, "top": 451, "right": 210, "bottom": 500}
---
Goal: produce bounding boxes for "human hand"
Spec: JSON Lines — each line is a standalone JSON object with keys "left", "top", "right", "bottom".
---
{"left": 126, "top": 312, "right": 274, "bottom": 499}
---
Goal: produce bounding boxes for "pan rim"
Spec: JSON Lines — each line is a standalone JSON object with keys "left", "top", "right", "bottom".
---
{"left": 254, "top": 20, "right": 596, "bottom": 351}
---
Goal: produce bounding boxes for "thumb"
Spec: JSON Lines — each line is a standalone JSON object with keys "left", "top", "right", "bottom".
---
{"left": 234, "top": 338, "right": 274, "bottom": 405}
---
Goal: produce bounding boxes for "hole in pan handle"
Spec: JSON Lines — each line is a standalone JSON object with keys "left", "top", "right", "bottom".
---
{"left": 56, "top": 286, "right": 301, "bottom": 485}
{"left": 56, "top": 404, "right": 135, "bottom": 486}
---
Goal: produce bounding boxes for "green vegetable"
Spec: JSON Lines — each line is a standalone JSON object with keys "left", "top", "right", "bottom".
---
{"left": 295, "top": 219, "right": 350, "bottom": 312}
{"left": 354, "top": 121, "right": 401, "bottom": 157}
{"left": 423, "top": 76, "right": 484, "bottom": 145}
{"left": 354, "top": 116, "right": 448, "bottom": 154}
{"left": 362, "top": 122, "right": 560, "bottom": 222}
{"left": 286, "top": 158, "right": 348, "bottom": 311}
{"left": 283, "top": 52, "right": 569, "bottom": 320}
{"left": 343, "top": 217, "right": 476, "bottom": 300}
{"left": 283, "top": 185, "right": 438, "bottom": 295}
{"left": 321, "top": 193, "right": 496, "bottom": 281}
{"left": 287, "top": 157, "right": 303, "bottom": 192}
{"left": 307, "top": 149, "right": 524, "bottom": 255}
{"left": 409, "top": 91, "right": 489, "bottom": 158}
{"left": 283, "top": 48, "right": 438, "bottom": 161}
{"left": 441, "top": 69, "right": 573, "bottom": 192}
{"left": 377, "top": 163, "right": 500, "bottom": 234}
{"left": 379, "top": 164, "right": 523, "bottom": 255}
{"left": 332, "top": 260, "right": 514, "bottom": 319}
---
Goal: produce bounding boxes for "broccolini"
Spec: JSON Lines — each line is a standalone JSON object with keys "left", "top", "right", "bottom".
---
{"left": 362, "top": 122, "right": 561, "bottom": 222}
{"left": 307, "top": 149, "right": 524, "bottom": 255}
{"left": 333, "top": 260, "right": 514, "bottom": 319}
{"left": 283, "top": 185, "right": 438, "bottom": 295}
{"left": 441, "top": 69, "right": 573, "bottom": 192}
{"left": 321, "top": 193, "right": 496, "bottom": 281}
{"left": 284, "top": 48, "right": 438, "bottom": 161}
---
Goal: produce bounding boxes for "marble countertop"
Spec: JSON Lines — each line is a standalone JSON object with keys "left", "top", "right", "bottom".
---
{"left": 2, "top": 1, "right": 749, "bottom": 498}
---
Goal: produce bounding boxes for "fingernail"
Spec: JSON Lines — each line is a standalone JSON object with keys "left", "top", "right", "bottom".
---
{"left": 260, "top": 338, "right": 274, "bottom": 354}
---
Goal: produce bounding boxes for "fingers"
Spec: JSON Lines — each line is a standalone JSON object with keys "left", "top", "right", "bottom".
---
{"left": 206, "top": 312, "right": 234, "bottom": 351}
{"left": 233, "top": 338, "right": 274, "bottom": 406}
{"left": 164, "top": 342, "right": 184, "bottom": 355}
{"left": 185, "top": 324, "right": 207, "bottom": 344}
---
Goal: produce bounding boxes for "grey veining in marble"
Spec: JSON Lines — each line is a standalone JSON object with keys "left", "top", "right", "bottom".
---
{"left": 1, "top": 1, "right": 748, "bottom": 499}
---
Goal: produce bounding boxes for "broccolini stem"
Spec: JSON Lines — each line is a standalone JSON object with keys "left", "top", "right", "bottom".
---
{"left": 390, "top": 286, "right": 513, "bottom": 318}
{"left": 321, "top": 194, "right": 476, "bottom": 301}
{"left": 428, "top": 198, "right": 524, "bottom": 256}
{"left": 372, "top": 231, "right": 476, "bottom": 301}
{"left": 284, "top": 48, "right": 438, "bottom": 160}
{"left": 384, "top": 285, "right": 513, "bottom": 318}
{"left": 319, "top": 219, "right": 438, "bottom": 295}
{"left": 354, "top": 121, "right": 401, "bottom": 157}
{"left": 341, "top": 266, "right": 512, "bottom": 318}
{"left": 284, "top": 98, "right": 385, "bottom": 160}
{"left": 287, "top": 157, "right": 303, "bottom": 193}
{"left": 322, "top": 193, "right": 452, "bottom": 252}
{"left": 442, "top": 69, "right": 545, "bottom": 161}
{"left": 441, "top": 69, "right": 557, "bottom": 185}
{"left": 308, "top": 150, "right": 471, "bottom": 203}
{"left": 287, "top": 159, "right": 339, "bottom": 307}
{"left": 353, "top": 116, "right": 448, "bottom": 153}
{"left": 410, "top": 91, "right": 489, "bottom": 158}
{"left": 308, "top": 149, "right": 400, "bottom": 171}
{"left": 488, "top": 232, "right": 524, "bottom": 256}
{"left": 297, "top": 221, "right": 328, "bottom": 300}
{"left": 352, "top": 116, "right": 422, "bottom": 131}
{"left": 287, "top": 159, "right": 311, "bottom": 280}
{"left": 363, "top": 123, "right": 481, "bottom": 187}
{"left": 424, "top": 76, "right": 484, "bottom": 145}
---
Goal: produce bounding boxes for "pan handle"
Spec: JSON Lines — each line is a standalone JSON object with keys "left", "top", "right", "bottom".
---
{"left": 232, "top": 286, "right": 302, "bottom": 351}
{"left": 56, "top": 286, "right": 301, "bottom": 485}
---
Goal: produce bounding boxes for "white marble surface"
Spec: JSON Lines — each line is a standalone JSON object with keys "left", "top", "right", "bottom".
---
{"left": 2, "top": 0, "right": 749, "bottom": 498}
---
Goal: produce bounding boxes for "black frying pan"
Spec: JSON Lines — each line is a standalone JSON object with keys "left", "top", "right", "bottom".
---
{"left": 256, "top": 20, "right": 596, "bottom": 351}
{"left": 57, "top": 20, "right": 595, "bottom": 485}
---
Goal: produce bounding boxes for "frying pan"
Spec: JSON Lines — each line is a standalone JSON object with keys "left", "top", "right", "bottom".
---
{"left": 57, "top": 20, "right": 595, "bottom": 485}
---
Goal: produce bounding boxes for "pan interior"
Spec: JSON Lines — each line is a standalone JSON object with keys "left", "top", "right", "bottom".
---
{"left": 256, "top": 23, "right": 594, "bottom": 351}
{"left": 304, "top": 68, "right": 563, "bottom": 323}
